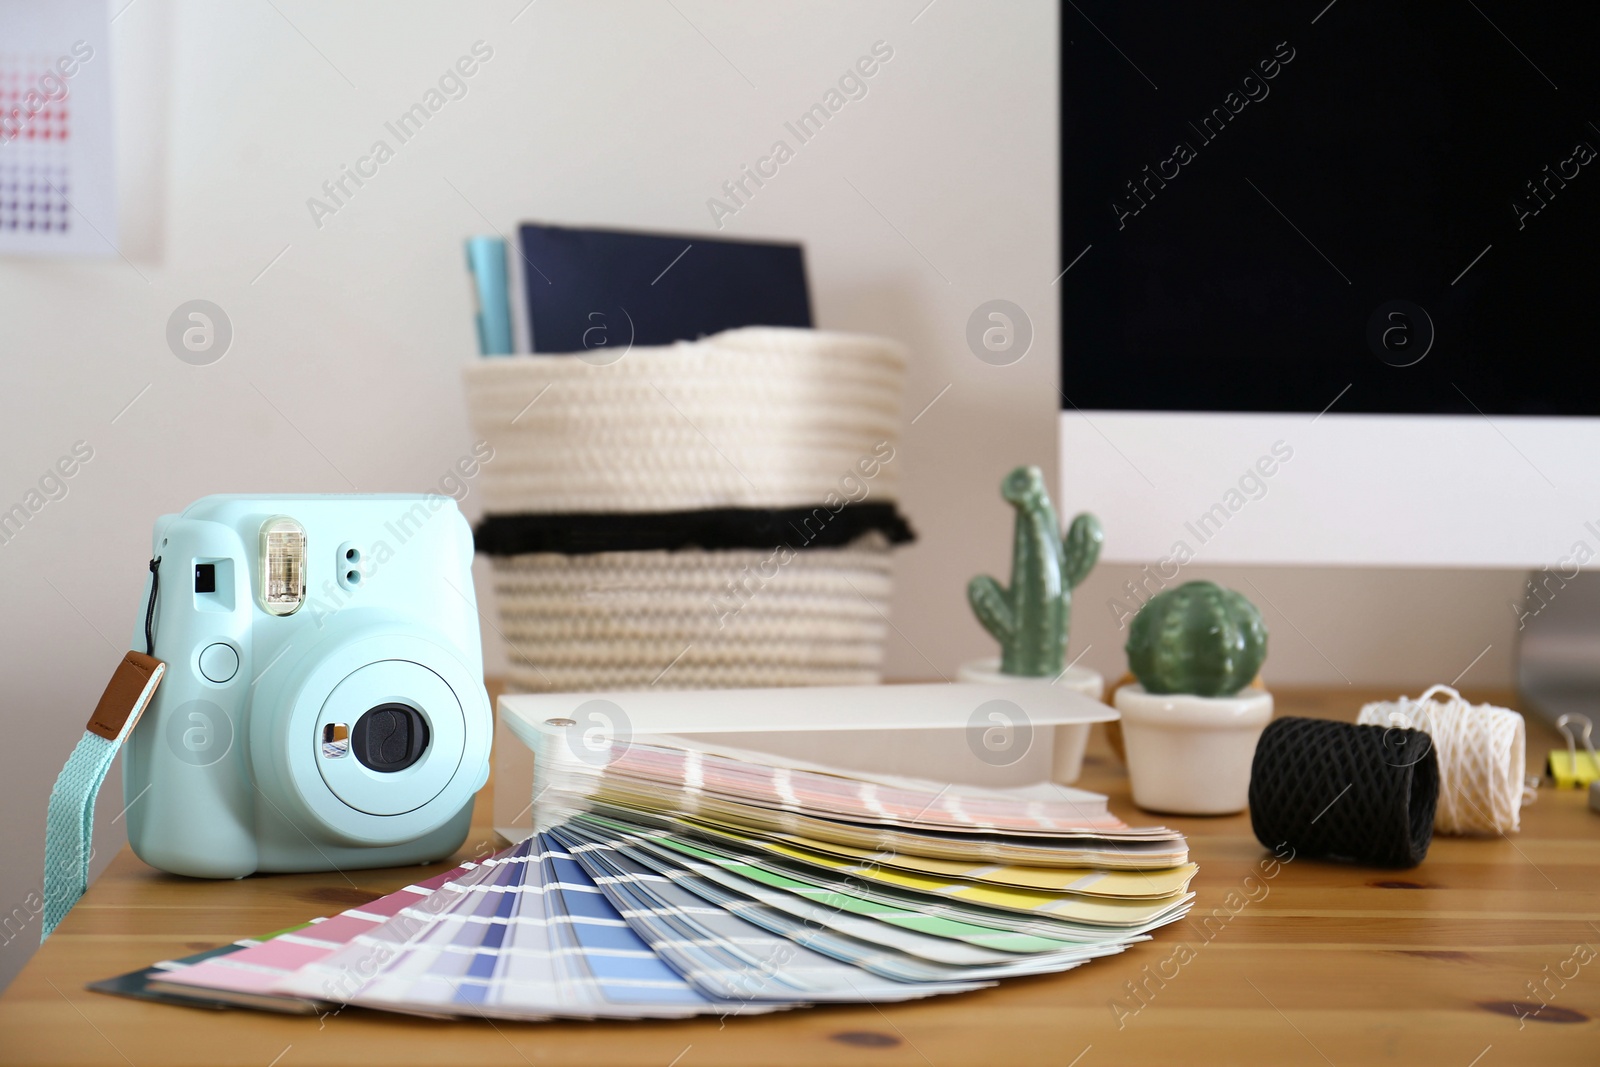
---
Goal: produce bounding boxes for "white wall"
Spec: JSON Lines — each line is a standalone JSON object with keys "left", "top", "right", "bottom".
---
{"left": 0, "top": 0, "right": 1525, "bottom": 989}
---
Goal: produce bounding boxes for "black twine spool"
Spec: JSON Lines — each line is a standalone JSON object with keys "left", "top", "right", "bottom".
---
{"left": 1248, "top": 717, "right": 1439, "bottom": 868}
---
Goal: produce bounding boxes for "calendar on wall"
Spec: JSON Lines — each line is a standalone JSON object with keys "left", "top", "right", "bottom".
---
{"left": 0, "top": 0, "right": 115, "bottom": 258}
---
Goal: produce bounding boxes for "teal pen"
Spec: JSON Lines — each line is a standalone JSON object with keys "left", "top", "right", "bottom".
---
{"left": 465, "top": 236, "right": 514, "bottom": 355}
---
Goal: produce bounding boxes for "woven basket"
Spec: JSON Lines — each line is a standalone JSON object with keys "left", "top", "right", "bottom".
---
{"left": 463, "top": 327, "right": 906, "bottom": 514}
{"left": 466, "top": 327, "right": 910, "bottom": 693}
{"left": 488, "top": 532, "right": 893, "bottom": 692}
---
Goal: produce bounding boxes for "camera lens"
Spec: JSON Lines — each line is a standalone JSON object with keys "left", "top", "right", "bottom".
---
{"left": 351, "top": 703, "right": 429, "bottom": 773}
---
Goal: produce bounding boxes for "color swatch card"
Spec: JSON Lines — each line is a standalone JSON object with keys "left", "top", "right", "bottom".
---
{"left": 103, "top": 733, "right": 1194, "bottom": 1022}
{"left": 152, "top": 858, "right": 487, "bottom": 1012}
{"left": 276, "top": 835, "right": 773, "bottom": 1020}
{"left": 609, "top": 816, "right": 1195, "bottom": 927}
{"left": 699, "top": 823, "right": 1200, "bottom": 897}
{"left": 545, "top": 733, "right": 1191, "bottom": 867}
{"left": 89, "top": 925, "right": 325, "bottom": 1015}
{"left": 573, "top": 735, "right": 1145, "bottom": 834}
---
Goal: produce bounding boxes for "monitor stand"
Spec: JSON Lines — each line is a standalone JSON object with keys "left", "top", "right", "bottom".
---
{"left": 1516, "top": 571, "right": 1600, "bottom": 732}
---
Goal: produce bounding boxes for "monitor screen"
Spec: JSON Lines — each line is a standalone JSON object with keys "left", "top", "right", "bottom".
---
{"left": 1060, "top": 2, "right": 1600, "bottom": 415}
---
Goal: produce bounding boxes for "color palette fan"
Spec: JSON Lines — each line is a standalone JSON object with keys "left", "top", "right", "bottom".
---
{"left": 100, "top": 734, "right": 1195, "bottom": 1020}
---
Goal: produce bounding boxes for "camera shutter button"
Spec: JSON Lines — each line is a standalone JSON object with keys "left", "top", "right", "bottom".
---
{"left": 198, "top": 642, "right": 239, "bottom": 683}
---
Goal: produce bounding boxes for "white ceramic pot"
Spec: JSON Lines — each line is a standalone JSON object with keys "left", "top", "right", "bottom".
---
{"left": 1114, "top": 683, "right": 1273, "bottom": 815}
{"left": 957, "top": 658, "right": 1105, "bottom": 784}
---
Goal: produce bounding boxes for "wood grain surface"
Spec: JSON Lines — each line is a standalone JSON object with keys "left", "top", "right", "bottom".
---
{"left": 2, "top": 685, "right": 1596, "bottom": 1066}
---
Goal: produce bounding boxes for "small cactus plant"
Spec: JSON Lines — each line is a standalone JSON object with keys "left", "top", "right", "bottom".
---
{"left": 968, "top": 465, "right": 1103, "bottom": 676}
{"left": 1126, "top": 580, "right": 1267, "bottom": 697}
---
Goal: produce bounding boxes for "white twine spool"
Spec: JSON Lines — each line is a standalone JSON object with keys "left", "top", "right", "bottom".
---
{"left": 1356, "top": 684, "right": 1527, "bottom": 835}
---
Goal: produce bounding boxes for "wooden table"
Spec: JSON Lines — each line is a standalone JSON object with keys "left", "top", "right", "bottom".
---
{"left": 2, "top": 686, "right": 1596, "bottom": 1065}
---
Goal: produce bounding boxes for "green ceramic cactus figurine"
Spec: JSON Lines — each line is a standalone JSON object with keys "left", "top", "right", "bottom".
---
{"left": 968, "top": 465, "right": 1103, "bottom": 676}
{"left": 1125, "top": 580, "right": 1268, "bottom": 697}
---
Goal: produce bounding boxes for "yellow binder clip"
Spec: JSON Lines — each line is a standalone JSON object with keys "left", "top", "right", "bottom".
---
{"left": 1548, "top": 714, "right": 1600, "bottom": 788}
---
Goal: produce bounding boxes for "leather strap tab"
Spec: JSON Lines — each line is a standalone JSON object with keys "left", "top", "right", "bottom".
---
{"left": 86, "top": 651, "right": 165, "bottom": 740}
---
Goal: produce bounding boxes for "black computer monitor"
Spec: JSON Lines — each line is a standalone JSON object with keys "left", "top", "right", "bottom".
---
{"left": 1060, "top": 1, "right": 1600, "bottom": 415}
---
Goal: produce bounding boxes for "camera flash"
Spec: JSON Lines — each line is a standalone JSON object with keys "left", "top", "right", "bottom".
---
{"left": 259, "top": 516, "right": 307, "bottom": 616}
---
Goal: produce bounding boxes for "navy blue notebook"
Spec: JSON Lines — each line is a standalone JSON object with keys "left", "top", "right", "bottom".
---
{"left": 518, "top": 223, "right": 811, "bottom": 353}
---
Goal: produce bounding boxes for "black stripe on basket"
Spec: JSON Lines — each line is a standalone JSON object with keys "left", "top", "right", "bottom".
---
{"left": 475, "top": 504, "right": 916, "bottom": 556}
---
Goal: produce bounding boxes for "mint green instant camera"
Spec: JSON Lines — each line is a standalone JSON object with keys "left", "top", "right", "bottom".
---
{"left": 122, "top": 495, "right": 492, "bottom": 878}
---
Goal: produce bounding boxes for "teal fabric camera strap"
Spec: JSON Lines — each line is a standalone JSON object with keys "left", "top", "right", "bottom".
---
{"left": 42, "top": 651, "right": 165, "bottom": 940}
